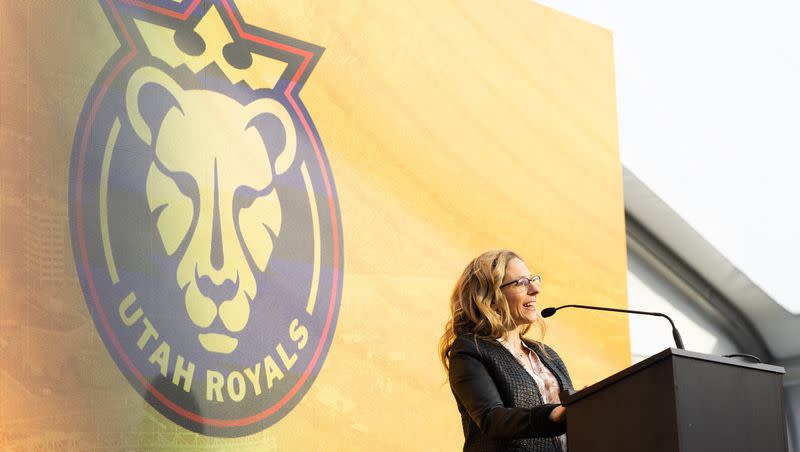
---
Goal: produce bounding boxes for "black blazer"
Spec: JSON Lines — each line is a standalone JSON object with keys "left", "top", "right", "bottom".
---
{"left": 448, "top": 334, "right": 573, "bottom": 452}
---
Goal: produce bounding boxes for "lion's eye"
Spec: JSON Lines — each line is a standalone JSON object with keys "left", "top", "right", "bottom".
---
{"left": 146, "top": 162, "right": 194, "bottom": 255}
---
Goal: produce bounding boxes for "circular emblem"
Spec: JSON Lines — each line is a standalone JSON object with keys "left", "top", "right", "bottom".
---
{"left": 69, "top": 0, "right": 342, "bottom": 436}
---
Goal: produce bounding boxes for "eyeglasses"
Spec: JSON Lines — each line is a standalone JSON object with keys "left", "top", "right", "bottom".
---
{"left": 499, "top": 275, "right": 541, "bottom": 290}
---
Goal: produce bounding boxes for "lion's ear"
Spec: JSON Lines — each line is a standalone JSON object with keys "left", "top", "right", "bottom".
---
{"left": 244, "top": 97, "right": 297, "bottom": 175}
{"left": 125, "top": 66, "right": 185, "bottom": 146}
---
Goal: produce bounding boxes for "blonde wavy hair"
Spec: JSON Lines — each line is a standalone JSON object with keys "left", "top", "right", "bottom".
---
{"left": 439, "top": 249, "right": 547, "bottom": 372}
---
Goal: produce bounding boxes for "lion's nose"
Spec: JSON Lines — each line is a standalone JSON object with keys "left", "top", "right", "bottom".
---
{"left": 195, "top": 265, "right": 239, "bottom": 303}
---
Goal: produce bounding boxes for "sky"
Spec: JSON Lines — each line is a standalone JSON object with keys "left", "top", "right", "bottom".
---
{"left": 535, "top": 0, "right": 800, "bottom": 313}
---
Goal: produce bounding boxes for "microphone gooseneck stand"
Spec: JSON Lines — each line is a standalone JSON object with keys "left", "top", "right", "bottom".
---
{"left": 540, "top": 304, "right": 685, "bottom": 350}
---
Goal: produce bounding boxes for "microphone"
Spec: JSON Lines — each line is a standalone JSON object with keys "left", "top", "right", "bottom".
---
{"left": 541, "top": 304, "right": 685, "bottom": 350}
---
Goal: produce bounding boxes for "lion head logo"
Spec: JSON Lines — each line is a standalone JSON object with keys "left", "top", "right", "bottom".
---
{"left": 69, "top": 0, "right": 342, "bottom": 436}
{"left": 127, "top": 66, "right": 297, "bottom": 354}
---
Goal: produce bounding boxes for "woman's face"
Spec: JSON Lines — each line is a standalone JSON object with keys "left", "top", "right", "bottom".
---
{"left": 500, "top": 258, "right": 540, "bottom": 326}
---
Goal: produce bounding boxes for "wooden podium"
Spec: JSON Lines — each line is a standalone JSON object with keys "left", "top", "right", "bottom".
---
{"left": 560, "top": 348, "right": 788, "bottom": 452}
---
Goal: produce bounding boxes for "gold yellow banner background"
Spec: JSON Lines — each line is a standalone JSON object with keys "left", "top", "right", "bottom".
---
{"left": 0, "top": 0, "right": 628, "bottom": 449}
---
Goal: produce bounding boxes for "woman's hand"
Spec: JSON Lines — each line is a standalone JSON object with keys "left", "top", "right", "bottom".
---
{"left": 548, "top": 405, "right": 566, "bottom": 423}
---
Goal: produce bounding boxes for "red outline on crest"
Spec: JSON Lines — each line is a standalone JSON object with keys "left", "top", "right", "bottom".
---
{"left": 74, "top": 0, "right": 341, "bottom": 429}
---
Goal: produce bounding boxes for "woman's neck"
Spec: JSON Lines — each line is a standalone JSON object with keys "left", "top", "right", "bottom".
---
{"left": 504, "top": 329, "right": 524, "bottom": 351}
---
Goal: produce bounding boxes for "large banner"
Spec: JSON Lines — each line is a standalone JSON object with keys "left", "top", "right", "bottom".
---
{"left": 0, "top": 0, "right": 628, "bottom": 449}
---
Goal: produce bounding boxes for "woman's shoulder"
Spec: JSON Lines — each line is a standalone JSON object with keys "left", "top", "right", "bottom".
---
{"left": 522, "top": 337, "right": 554, "bottom": 351}
{"left": 451, "top": 334, "right": 500, "bottom": 355}
{"left": 540, "top": 342, "right": 560, "bottom": 357}
{"left": 523, "top": 339, "right": 564, "bottom": 361}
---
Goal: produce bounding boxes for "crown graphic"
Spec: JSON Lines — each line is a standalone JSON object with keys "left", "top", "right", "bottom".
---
{"left": 129, "top": 2, "right": 293, "bottom": 91}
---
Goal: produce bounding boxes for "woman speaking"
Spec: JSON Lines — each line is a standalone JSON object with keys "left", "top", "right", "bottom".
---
{"left": 439, "top": 249, "right": 572, "bottom": 452}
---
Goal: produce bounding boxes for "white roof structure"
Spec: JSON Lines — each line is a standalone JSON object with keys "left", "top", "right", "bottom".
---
{"left": 625, "top": 169, "right": 800, "bottom": 383}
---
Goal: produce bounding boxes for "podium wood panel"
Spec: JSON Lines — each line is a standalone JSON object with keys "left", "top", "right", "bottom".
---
{"left": 561, "top": 348, "right": 787, "bottom": 452}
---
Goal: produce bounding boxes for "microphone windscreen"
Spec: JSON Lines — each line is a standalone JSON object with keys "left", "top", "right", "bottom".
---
{"left": 540, "top": 307, "right": 556, "bottom": 318}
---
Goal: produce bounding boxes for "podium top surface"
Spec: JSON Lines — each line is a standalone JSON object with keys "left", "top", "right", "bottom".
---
{"left": 561, "top": 348, "right": 785, "bottom": 406}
